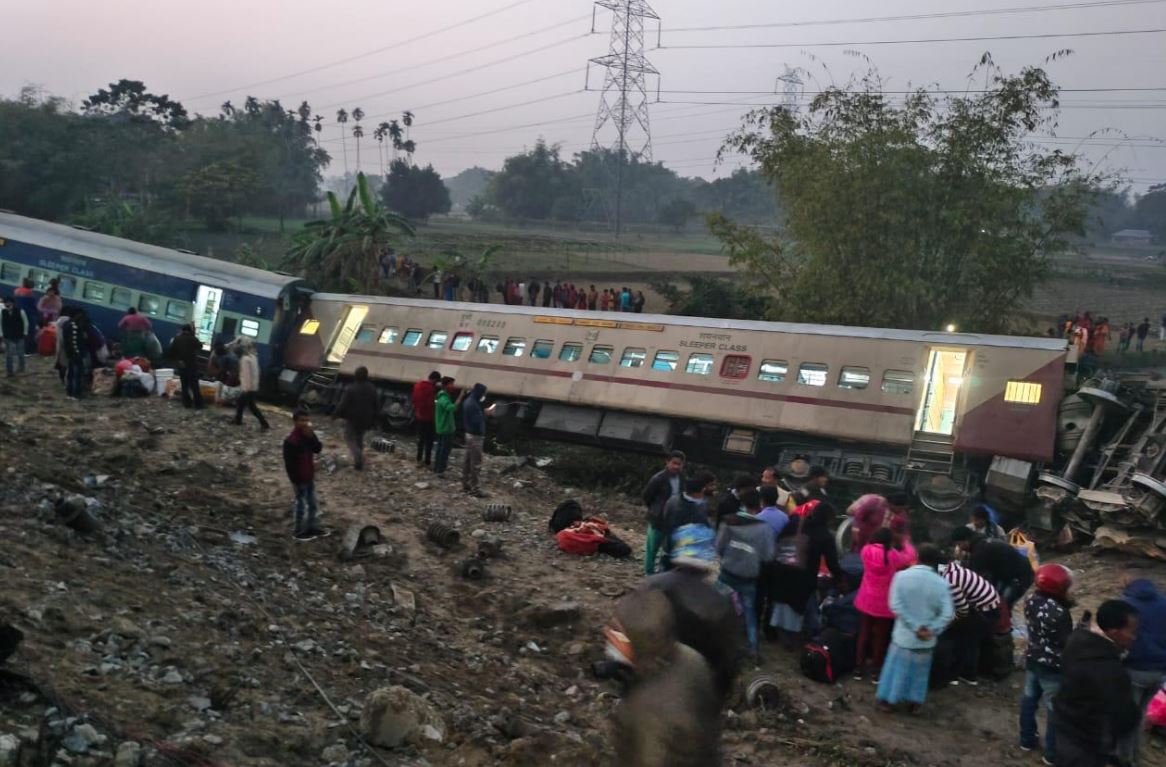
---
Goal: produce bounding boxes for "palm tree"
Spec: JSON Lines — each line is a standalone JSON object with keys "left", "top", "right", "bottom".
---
{"left": 374, "top": 122, "right": 390, "bottom": 177}
{"left": 402, "top": 110, "right": 414, "bottom": 140}
{"left": 335, "top": 109, "right": 349, "bottom": 178}
{"left": 285, "top": 172, "right": 415, "bottom": 293}
{"left": 388, "top": 120, "right": 403, "bottom": 163}
{"left": 352, "top": 123, "right": 364, "bottom": 173}
{"left": 221, "top": 100, "right": 235, "bottom": 118}
{"left": 400, "top": 139, "right": 416, "bottom": 164}
{"left": 312, "top": 115, "right": 324, "bottom": 147}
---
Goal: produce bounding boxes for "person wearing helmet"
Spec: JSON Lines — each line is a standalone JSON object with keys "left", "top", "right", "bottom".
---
{"left": 1019, "top": 563, "right": 1074, "bottom": 764}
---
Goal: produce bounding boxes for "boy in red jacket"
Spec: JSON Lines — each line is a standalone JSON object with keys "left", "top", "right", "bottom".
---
{"left": 283, "top": 409, "right": 324, "bottom": 540}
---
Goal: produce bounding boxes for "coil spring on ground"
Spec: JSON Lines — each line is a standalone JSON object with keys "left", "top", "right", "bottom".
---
{"left": 371, "top": 437, "right": 396, "bottom": 454}
{"left": 426, "top": 522, "right": 460, "bottom": 548}
{"left": 483, "top": 504, "right": 512, "bottom": 521}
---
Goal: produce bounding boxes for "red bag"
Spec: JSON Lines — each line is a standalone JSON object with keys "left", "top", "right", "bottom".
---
{"left": 556, "top": 517, "right": 610, "bottom": 556}
{"left": 37, "top": 324, "right": 57, "bottom": 356}
{"left": 1146, "top": 689, "right": 1166, "bottom": 730}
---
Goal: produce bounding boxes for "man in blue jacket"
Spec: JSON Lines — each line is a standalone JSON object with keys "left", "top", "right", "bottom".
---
{"left": 1117, "top": 577, "right": 1166, "bottom": 766}
{"left": 461, "top": 383, "right": 489, "bottom": 498}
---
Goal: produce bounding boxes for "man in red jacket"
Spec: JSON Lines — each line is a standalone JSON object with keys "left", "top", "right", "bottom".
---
{"left": 412, "top": 370, "right": 441, "bottom": 467}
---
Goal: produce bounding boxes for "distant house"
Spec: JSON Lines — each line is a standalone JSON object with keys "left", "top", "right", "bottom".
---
{"left": 1112, "top": 228, "right": 1153, "bottom": 246}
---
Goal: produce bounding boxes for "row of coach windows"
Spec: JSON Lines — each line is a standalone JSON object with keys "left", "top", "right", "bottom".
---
{"left": 365, "top": 324, "right": 916, "bottom": 394}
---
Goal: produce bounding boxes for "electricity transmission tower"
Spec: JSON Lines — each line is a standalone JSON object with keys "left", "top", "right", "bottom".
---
{"left": 588, "top": 0, "right": 659, "bottom": 237}
{"left": 776, "top": 66, "right": 804, "bottom": 114}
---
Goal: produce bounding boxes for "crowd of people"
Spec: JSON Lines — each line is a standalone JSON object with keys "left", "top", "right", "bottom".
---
{"left": 607, "top": 451, "right": 1166, "bottom": 767}
{"left": 1058, "top": 311, "right": 1165, "bottom": 356}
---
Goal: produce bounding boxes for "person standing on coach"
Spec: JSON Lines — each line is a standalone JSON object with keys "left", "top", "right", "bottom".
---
{"left": 412, "top": 371, "right": 440, "bottom": 467}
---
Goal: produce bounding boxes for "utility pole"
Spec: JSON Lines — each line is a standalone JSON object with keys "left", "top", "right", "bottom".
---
{"left": 588, "top": 0, "right": 658, "bottom": 238}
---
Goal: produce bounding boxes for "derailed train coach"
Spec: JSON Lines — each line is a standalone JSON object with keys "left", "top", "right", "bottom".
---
{"left": 284, "top": 294, "right": 1070, "bottom": 510}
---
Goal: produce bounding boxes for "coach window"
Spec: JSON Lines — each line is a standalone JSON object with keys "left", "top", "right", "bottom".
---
{"left": 652, "top": 350, "right": 679, "bottom": 372}
{"left": 1004, "top": 380, "right": 1042, "bottom": 405}
{"left": 402, "top": 329, "right": 423, "bottom": 347}
{"left": 427, "top": 331, "right": 448, "bottom": 350}
{"left": 240, "top": 319, "right": 260, "bottom": 338}
{"left": 588, "top": 345, "right": 613, "bottom": 364}
{"left": 137, "top": 294, "right": 161, "bottom": 317}
{"left": 29, "top": 270, "right": 49, "bottom": 290}
{"left": 378, "top": 327, "right": 399, "bottom": 344}
{"left": 166, "top": 301, "right": 191, "bottom": 322}
{"left": 881, "top": 370, "right": 914, "bottom": 395}
{"left": 82, "top": 282, "right": 106, "bottom": 302}
{"left": 355, "top": 324, "right": 377, "bottom": 343}
{"left": 797, "top": 362, "right": 828, "bottom": 387}
{"left": 0, "top": 263, "right": 19, "bottom": 282}
{"left": 758, "top": 360, "right": 788, "bottom": 383}
{"left": 531, "top": 340, "right": 554, "bottom": 360}
{"left": 502, "top": 337, "right": 527, "bottom": 357}
{"left": 559, "top": 342, "right": 583, "bottom": 362}
{"left": 838, "top": 366, "right": 871, "bottom": 390}
{"left": 620, "top": 347, "right": 646, "bottom": 368}
{"left": 477, "top": 336, "right": 499, "bottom": 354}
{"left": 450, "top": 332, "right": 474, "bottom": 352}
{"left": 720, "top": 355, "right": 751, "bottom": 379}
{"left": 58, "top": 276, "right": 77, "bottom": 296}
{"left": 685, "top": 353, "right": 714, "bottom": 376}
{"left": 110, "top": 287, "right": 132, "bottom": 308}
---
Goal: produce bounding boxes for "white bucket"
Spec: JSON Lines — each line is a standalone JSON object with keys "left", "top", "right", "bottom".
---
{"left": 153, "top": 368, "right": 175, "bottom": 396}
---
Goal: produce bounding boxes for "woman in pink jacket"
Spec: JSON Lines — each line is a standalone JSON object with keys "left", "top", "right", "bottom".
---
{"left": 853, "top": 526, "right": 916, "bottom": 681}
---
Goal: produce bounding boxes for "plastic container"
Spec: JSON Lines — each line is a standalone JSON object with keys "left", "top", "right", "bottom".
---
{"left": 153, "top": 368, "right": 175, "bottom": 396}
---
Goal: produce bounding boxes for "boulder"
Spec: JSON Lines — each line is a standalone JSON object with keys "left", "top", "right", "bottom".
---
{"left": 360, "top": 686, "right": 445, "bottom": 748}
{"left": 114, "top": 741, "right": 142, "bottom": 767}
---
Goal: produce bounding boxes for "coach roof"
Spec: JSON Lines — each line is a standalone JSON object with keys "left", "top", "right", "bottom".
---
{"left": 312, "top": 293, "right": 1069, "bottom": 352}
{"left": 0, "top": 212, "right": 303, "bottom": 300}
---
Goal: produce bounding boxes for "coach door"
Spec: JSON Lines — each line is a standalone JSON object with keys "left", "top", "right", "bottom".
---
{"left": 193, "top": 285, "right": 223, "bottom": 348}
{"left": 326, "top": 305, "right": 369, "bottom": 364}
{"left": 915, "top": 349, "right": 968, "bottom": 435}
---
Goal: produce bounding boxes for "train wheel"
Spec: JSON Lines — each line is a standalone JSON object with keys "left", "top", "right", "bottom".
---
{"left": 834, "top": 516, "right": 853, "bottom": 556}
{"left": 915, "top": 472, "right": 973, "bottom": 514}
{"left": 383, "top": 396, "right": 414, "bottom": 431}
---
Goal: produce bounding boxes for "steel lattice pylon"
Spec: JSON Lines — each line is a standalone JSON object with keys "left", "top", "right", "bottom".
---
{"left": 588, "top": 0, "right": 658, "bottom": 236}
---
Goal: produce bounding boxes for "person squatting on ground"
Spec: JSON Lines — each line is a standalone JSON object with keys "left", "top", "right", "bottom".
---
{"left": 714, "top": 487, "right": 774, "bottom": 661}
{"left": 1115, "top": 576, "right": 1166, "bottom": 766}
{"left": 412, "top": 371, "right": 440, "bottom": 467}
{"left": 167, "top": 323, "right": 204, "bottom": 409}
{"left": 283, "top": 409, "right": 323, "bottom": 540}
{"left": 1, "top": 296, "right": 29, "bottom": 377}
{"left": 460, "top": 382, "right": 490, "bottom": 497}
{"left": 1052, "top": 599, "right": 1141, "bottom": 767}
{"left": 855, "top": 527, "right": 917, "bottom": 681}
{"left": 1019, "top": 563, "right": 1074, "bottom": 765}
{"left": 234, "top": 341, "right": 270, "bottom": 430}
{"left": 876, "top": 544, "right": 955, "bottom": 714}
{"left": 334, "top": 366, "right": 379, "bottom": 471}
{"left": 641, "top": 450, "right": 685, "bottom": 575}
{"left": 433, "top": 376, "right": 461, "bottom": 475}
{"left": 952, "top": 526, "right": 1034, "bottom": 611}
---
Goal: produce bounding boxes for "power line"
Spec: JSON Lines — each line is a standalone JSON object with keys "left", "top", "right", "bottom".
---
{"left": 184, "top": 0, "right": 540, "bottom": 102}
{"left": 315, "top": 32, "right": 590, "bottom": 111}
{"left": 661, "top": 0, "right": 1166, "bottom": 34}
{"left": 656, "top": 86, "right": 1166, "bottom": 95}
{"left": 270, "top": 14, "right": 591, "bottom": 104}
{"left": 657, "top": 27, "right": 1166, "bottom": 51}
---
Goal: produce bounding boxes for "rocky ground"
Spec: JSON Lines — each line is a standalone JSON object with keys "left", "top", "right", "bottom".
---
{"left": 2, "top": 358, "right": 1166, "bottom": 767}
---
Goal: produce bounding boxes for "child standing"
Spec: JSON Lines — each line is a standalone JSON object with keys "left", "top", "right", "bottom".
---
{"left": 283, "top": 409, "right": 324, "bottom": 540}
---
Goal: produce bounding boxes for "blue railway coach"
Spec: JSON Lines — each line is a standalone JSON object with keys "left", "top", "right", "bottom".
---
{"left": 0, "top": 212, "right": 307, "bottom": 377}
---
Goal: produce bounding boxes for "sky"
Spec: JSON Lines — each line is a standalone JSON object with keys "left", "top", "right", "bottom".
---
{"left": 4, "top": 0, "right": 1165, "bottom": 193}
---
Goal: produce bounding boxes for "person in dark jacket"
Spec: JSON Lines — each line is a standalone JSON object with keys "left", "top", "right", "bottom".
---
{"left": 284, "top": 410, "right": 324, "bottom": 540}
{"left": 769, "top": 502, "right": 843, "bottom": 643}
{"left": 167, "top": 324, "right": 204, "bottom": 409}
{"left": 2, "top": 296, "right": 29, "bottom": 377}
{"left": 640, "top": 450, "right": 685, "bottom": 575}
{"left": 714, "top": 474, "right": 755, "bottom": 529}
{"left": 1117, "top": 577, "right": 1166, "bottom": 765}
{"left": 412, "top": 371, "right": 440, "bottom": 467}
{"left": 210, "top": 342, "right": 240, "bottom": 387}
{"left": 1053, "top": 600, "right": 1142, "bottom": 767}
{"left": 1019, "top": 564, "right": 1074, "bottom": 764}
{"left": 334, "top": 366, "right": 379, "bottom": 471}
{"left": 641, "top": 525, "right": 742, "bottom": 701}
{"left": 952, "top": 527, "right": 1034, "bottom": 610}
{"left": 656, "top": 473, "right": 714, "bottom": 573}
{"left": 62, "top": 309, "right": 90, "bottom": 399}
{"left": 715, "top": 488, "right": 774, "bottom": 660}
{"left": 461, "top": 383, "right": 489, "bottom": 497}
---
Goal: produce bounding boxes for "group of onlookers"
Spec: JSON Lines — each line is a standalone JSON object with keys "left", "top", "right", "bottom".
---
{"left": 408, "top": 370, "right": 491, "bottom": 496}
{"left": 1059, "top": 311, "right": 1163, "bottom": 356}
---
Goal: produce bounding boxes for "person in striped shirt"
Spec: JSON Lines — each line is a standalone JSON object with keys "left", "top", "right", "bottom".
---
{"left": 940, "top": 558, "right": 1002, "bottom": 686}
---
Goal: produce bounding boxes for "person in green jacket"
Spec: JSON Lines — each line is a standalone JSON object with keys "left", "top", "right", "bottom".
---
{"left": 433, "top": 376, "right": 462, "bottom": 474}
